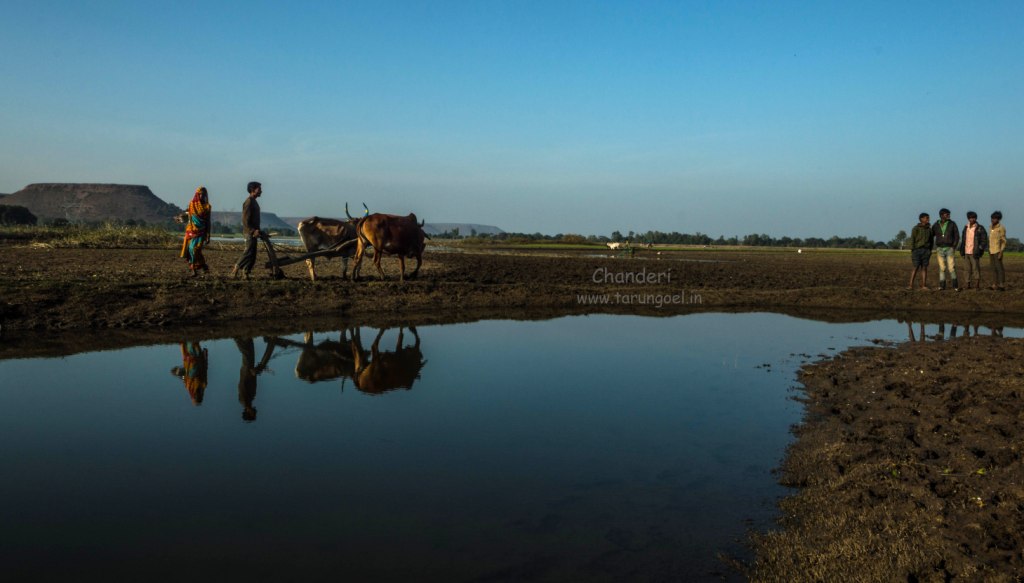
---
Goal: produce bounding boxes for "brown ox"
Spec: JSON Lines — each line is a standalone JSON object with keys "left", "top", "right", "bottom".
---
{"left": 296, "top": 216, "right": 360, "bottom": 281}
{"left": 348, "top": 210, "right": 427, "bottom": 281}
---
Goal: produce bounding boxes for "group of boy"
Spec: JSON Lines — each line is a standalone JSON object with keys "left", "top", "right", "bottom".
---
{"left": 908, "top": 208, "right": 1007, "bottom": 291}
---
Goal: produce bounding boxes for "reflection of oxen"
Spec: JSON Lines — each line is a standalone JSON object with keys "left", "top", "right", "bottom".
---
{"left": 296, "top": 216, "right": 360, "bottom": 281}
{"left": 347, "top": 207, "right": 427, "bottom": 281}
{"left": 270, "top": 327, "right": 427, "bottom": 395}
{"left": 352, "top": 327, "right": 426, "bottom": 395}
{"left": 292, "top": 330, "right": 359, "bottom": 383}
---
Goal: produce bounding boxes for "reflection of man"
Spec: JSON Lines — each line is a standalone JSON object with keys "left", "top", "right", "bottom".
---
{"left": 171, "top": 341, "right": 209, "bottom": 405}
{"left": 234, "top": 337, "right": 276, "bottom": 422}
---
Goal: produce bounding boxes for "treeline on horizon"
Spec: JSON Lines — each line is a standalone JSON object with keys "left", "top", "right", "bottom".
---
{"left": 2, "top": 204, "right": 1020, "bottom": 251}
{"left": 438, "top": 227, "right": 1024, "bottom": 252}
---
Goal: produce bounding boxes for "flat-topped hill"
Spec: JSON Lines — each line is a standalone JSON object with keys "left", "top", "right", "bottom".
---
{"left": 210, "top": 211, "right": 295, "bottom": 232}
{"left": 4, "top": 183, "right": 182, "bottom": 223}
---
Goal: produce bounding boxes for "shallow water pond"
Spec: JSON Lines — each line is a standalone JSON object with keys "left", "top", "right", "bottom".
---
{"left": 0, "top": 314, "right": 1015, "bottom": 581}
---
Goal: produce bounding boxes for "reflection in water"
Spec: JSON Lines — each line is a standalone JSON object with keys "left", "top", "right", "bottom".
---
{"left": 234, "top": 337, "right": 276, "bottom": 422}
{"left": 4, "top": 314, "right": 1024, "bottom": 581}
{"left": 166, "top": 328, "right": 427, "bottom": 423}
{"left": 169, "top": 341, "right": 208, "bottom": 405}
{"left": 352, "top": 327, "right": 426, "bottom": 395}
{"left": 900, "top": 319, "right": 1005, "bottom": 342}
{"left": 269, "top": 326, "right": 427, "bottom": 395}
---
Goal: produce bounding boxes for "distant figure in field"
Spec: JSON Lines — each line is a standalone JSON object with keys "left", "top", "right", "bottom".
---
{"left": 230, "top": 181, "right": 266, "bottom": 280}
{"left": 180, "top": 186, "right": 211, "bottom": 277}
{"left": 931, "top": 208, "right": 960, "bottom": 291}
{"left": 989, "top": 211, "right": 1007, "bottom": 291}
{"left": 957, "top": 211, "right": 988, "bottom": 290}
{"left": 907, "top": 212, "right": 933, "bottom": 291}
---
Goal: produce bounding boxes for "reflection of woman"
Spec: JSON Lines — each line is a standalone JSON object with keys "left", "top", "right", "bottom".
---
{"left": 171, "top": 341, "right": 209, "bottom": 405}
{"left": 180, "top": 186, "right": 212, "bottom": 276}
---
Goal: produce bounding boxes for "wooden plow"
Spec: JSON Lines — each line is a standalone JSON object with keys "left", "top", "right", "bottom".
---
{"left": 263, "top": 238, "right": 360, "bottom": 276}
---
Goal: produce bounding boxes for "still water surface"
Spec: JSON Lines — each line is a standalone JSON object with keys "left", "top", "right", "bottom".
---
{"left": 0, "top": 314, "right": 1016, "bottom": 581}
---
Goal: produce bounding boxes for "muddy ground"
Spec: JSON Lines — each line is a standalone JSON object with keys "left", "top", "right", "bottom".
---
{"left": 749, "top": 336, "right": 1024, "bottom": 582}
{"left": 1, "top": 242, "right": 1021, "bottom": 337}
{"left": 3, "top": 241, "right": 1024, "bottom": 580}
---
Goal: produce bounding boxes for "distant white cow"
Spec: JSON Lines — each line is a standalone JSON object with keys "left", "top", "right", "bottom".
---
{"left": 607, "top": 241, "right": 630, "bottom": 250}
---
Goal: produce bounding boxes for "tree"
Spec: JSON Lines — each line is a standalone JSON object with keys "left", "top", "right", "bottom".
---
{"left": 888, "top": 230, "right": 908, "bottom": 250}
{"left": 0, "top": 205, "right": 38, "bottom": 225}
{"left": 610, "top": 230, "right": 623, "bottom": 242}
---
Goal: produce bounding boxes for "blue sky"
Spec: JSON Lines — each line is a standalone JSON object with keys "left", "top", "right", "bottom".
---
{"left": 1, "top": 1, "right": 1021, "bottom": 239}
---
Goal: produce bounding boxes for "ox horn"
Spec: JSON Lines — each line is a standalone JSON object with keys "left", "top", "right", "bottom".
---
{"left": 345, "top": 202, "right": 354, "bottom": 220}
{"left": 362, "top": 202, "right": 369, "bottom": 216}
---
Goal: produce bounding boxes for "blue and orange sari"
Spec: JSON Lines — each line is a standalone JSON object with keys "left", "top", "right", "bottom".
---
{"left": 180, "top": 187, "right": 211, "bottom": 274}
{"left": 178, "top": 341, "right": 209, "bottom": 405}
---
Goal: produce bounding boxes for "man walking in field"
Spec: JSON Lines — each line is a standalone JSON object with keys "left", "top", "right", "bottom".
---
{"left": 931, "top": 208, "right": 960, "bottom": 291}
{"left": 908, "top": 213, "right": 933, "bottom": 291}
{"left": 958, "top": 211, "right": 988, "bottom": 290}
{"left": 230, "top": 181, "right": 265, "bottom": 280}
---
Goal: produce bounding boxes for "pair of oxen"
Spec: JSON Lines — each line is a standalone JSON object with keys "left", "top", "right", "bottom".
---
{"left": 295, "top": 204, "right": 427, "bottom": 282}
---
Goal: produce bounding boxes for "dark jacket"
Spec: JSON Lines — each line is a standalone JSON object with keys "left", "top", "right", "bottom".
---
{"left": 931, "top": 219, "right": 959, "bottom": 249}
{"left": 910, "top": 223, "right": 933, "bottom": 250}
{"left": 241, "top": 196, "right": 261, "bottom": 236}
{"left": 958, "top": 223, "right": 988, "bottom": 258}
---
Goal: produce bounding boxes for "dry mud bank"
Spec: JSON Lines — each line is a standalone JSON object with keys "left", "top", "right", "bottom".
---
{"left": 750, "top": 336, "right": 1024, "bottom": 582}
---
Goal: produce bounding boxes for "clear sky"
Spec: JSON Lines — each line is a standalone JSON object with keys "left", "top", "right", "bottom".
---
{"left": 1, "top": 0, "right": 1021, "bottom": 240}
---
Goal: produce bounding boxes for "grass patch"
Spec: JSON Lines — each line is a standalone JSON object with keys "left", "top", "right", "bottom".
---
{"left": 1, "top": 223, "right": 179, "bottom": 248}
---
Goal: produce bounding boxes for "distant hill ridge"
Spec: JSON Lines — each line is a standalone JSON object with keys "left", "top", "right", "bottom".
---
{"left": 2, "top": 183, "right": 505, "bottom": 234}
{"left": 4, "top": 183, "right": 181, "bottom": 223}
{"left": 211, "top": 211, "right": 294, "bottom": 232}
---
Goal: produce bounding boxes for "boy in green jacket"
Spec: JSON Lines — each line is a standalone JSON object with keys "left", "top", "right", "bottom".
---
{"left": 907, "top": 213, "right": 933, "bottom": 291}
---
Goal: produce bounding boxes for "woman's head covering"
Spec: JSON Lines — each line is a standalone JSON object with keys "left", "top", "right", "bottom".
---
{"left": 188, "top": 186, "right": 210, "bottom": 212}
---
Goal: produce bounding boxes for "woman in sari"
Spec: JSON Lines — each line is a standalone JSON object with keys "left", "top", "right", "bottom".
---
{"left": 181, "top": 186, "right": 212, "bottom": 276}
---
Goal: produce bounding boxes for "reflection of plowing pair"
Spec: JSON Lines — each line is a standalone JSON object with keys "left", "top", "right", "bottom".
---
{"left": 270, "top": 327, "right": 426, "bottom": 395}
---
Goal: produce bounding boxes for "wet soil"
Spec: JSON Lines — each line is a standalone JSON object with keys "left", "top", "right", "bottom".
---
{"left": 749, "top": 336, "right": 1024, "bottom": 582}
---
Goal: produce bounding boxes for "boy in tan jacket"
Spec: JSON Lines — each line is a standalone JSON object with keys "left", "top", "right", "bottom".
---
{"left": 989, "top": 211, "right": 1007, "bottom": 291}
